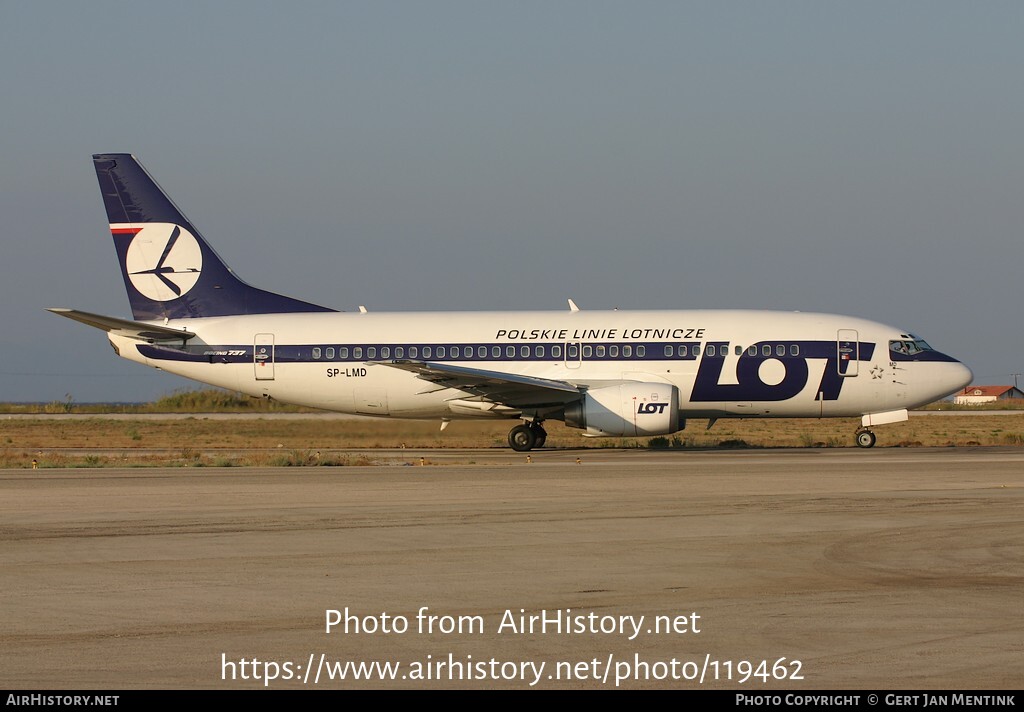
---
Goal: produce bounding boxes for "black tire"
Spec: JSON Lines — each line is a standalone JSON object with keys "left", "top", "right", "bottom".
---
{"left": 531, "top": 424, "right": 547, "bottom": 449}
{"left": 856, "top": 430, "right": 876, "bottom": 448}
{"left": 508, "top": 424, "right": 537, "bottom": 451}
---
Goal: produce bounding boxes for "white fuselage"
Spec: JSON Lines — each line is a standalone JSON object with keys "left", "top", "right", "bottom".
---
{"left": 109, "top": 308, "right": 972, "bottom": 426}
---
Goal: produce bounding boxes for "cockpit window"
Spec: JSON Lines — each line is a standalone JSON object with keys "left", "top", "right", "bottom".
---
{"left": 889, "top": 339, "right": 932, "bottom": 356}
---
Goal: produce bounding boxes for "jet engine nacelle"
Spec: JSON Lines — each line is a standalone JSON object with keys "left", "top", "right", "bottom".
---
{"left": 563, "top": 382, "right": 681, "bottom": 437}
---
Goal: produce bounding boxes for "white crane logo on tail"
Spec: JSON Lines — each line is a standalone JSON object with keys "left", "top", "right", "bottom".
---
{"left": 122, "top": 223, "right": 203, "bottom": 302}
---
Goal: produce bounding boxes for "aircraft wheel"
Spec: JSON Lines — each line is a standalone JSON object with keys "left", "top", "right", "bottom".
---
{"left": 509, "top": 424, "right": 537, "bottom": 452}
{"left": 856, "top": 430, "right": 876, "bottom": 449}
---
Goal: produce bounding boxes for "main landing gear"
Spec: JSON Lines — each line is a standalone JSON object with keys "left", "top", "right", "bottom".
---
{"left": 508, "top": 422, "right": 547, "bottom": 452}
{"left": 855, "top": 429, "right": 877, "bottom": 448}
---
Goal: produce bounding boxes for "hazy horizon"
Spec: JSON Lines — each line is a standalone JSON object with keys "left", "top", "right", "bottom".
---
{"left": 2, "top": 3, "right": 1021, "bottom": 402}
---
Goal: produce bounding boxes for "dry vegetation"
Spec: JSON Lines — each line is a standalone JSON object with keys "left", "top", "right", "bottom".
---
{"left": 7, "top": 387, "right": 1023, "bottom": 415}
{"left": 2, "top": 411, "right": 1023, "bottom": 469}
{"left": 0, "top": 389, "right": 316, "bottom": 415}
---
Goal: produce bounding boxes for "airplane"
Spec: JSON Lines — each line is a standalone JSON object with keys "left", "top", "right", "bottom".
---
{"left": 50, "top": 153, "right": 973, "bottom": 451}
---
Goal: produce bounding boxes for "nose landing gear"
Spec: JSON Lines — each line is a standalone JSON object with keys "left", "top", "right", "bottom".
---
{"left": 855, "top": 429, "right": 877, "bottom": 448}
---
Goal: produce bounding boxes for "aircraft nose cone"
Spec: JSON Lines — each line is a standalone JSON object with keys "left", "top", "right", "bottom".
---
{"left": 948, "top": 361, "right": 974, "bottom": 394}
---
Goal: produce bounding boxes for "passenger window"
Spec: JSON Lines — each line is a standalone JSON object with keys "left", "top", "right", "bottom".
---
{"left": 312, "top": 347, "right": 321, "bottom": 360}
{"left": 776, "top": 345, "right": 785, "bottom": 357}
{"left": 492, "top": 346, "right": 500, "bottom": 358}
{"left": 596, "top": 345, "right": 606, "bottom": 357}
{"left": 408, "top": 347, "right": 417, "bottom": 358}
{"left": 381, "top": 347, "right": 391, "bottom": 358}
{"left": 521, "top": 345, "right": 530, "bottom": 358}
{"left": 354, "top": 347, "right": 363, "bottom": 359}
{"left": 326, "top": 347, "right": 335, "bottom": 359}
{"left": 747, "top": 346, "right": 757, "bottom": 356}
{"left": 476, "top": 346, "right": 486, "bottom": 358}
{"left": 434, "top": 346, "right": 443, "bottom": 358}
{"left": 568, "top": 344, "right": 578, "bottom": 358}
{"left": 463, "top": 346, "right": 472, "bottom": 358}
{"left": 583, "top": 345, "right": 593, "bottom": 358}
{"left": 637, "top": 345, "right": 646, "bottom": 357}
{"left": 395, "top": 347, "right": 404, "bottom": 358}
{"left": 506, "top": 345, "right": 515, "bottom": 358}
{"left": 449, "top": 347, "right": 458, "bottom": 359}
{"left": 790, "top": 344, "right": 799, "bottom": 357}
{"left": 367, "top": 347, "right": 377, "bottom": 359}
{"left": 552, "top": 345, "right": 562, "bottom": 358}
{"left": 719, "top": 345, "right": 728, "bottom": 356}
{"left": 536, "top": 345, "right": 545, "bottom": 357}
{"left": 609, "top": 345, "right": 619, "bottom": 357}
{"left": 339, "top": 347, "right": 349, "bottom": 359}
{"left": 664, "top": 345, "right": 674, "bottom": 357}
{"left": 705, "top": 345, "right": 715, "bottom": 357}
{"left": 735, "top": 345, "right": 742, "bottom": 356}
{"left": 623, "top": 345, "right": 632, "bottom": 357}
{"left": 762, "top": 345, "right": 771, "bottom": 357}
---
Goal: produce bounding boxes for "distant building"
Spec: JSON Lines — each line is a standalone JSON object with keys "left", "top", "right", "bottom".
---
{"left": 953, "top": 385, "right": 1024, "bottom": 405}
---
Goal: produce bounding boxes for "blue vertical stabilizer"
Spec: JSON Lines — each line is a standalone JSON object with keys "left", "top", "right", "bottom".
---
{"left": 93, "top": 153, "right": 335, "bottom": 320}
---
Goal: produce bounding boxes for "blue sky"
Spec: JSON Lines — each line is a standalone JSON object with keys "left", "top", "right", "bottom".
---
{"left": 1, "top": 2, "right": 1021, "bottom": 402}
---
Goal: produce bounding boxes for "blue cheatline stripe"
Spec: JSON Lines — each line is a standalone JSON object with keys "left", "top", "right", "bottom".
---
{"left": 135, "top": 339, "right": 892, "bottom": 366}
{"left": 139, "top": 340, "right": 700, "bottom": 363}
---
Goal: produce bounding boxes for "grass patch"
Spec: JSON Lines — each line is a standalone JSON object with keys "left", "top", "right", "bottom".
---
{"left": 0, "top": 388, "right": 321, "bottom": 415}
{"left": 2, "top": 411, "right": 1023, "bottom": 468}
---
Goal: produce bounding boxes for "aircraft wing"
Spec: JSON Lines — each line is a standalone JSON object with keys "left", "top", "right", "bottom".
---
{"left": 47, "top": 308, "right": 196, "bottom": 343}
{"left": 380, "top": 360, "right": 583, "bottom": 408}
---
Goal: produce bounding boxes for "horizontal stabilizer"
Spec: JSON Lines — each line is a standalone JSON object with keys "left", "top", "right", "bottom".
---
{"left": 47, "top": 308, "right": 195, "bottom": 342}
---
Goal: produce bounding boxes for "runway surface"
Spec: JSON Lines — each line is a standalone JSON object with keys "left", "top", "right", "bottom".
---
{"left": 1, "top": 448, "right": 1021, "bottom": 690}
